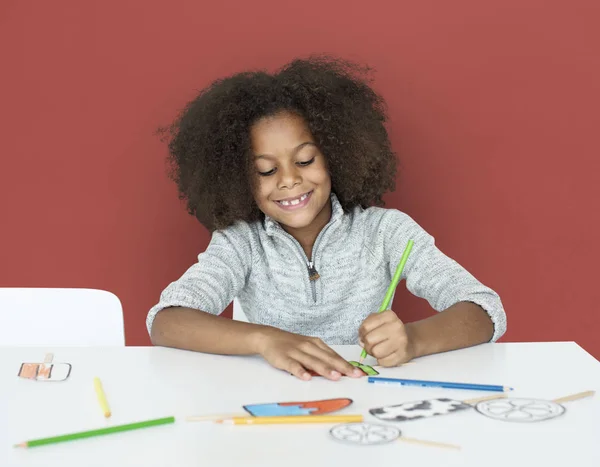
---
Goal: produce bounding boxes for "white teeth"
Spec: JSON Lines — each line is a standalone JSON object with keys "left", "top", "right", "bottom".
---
{"left": 278, "top": 192, "right": 310, "bottom": 206}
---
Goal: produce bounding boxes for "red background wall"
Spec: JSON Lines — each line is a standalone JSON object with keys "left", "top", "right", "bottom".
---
{"left": 1, "top": 1, "right": 599, "bottom": 358}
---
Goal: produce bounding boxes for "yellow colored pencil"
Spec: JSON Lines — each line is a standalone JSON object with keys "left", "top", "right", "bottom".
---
{"left": 93, "top": 377, "right": 111, "bottom": 418}
{"left": 216, "top": 414, "right": 363, "bottom": 425}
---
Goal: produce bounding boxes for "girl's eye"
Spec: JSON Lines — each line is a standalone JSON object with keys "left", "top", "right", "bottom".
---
{"left": 297, "top": 157, "right": 315, "bottom": 167}
{"left": 257, "top": 157, "right": 314, "bottom": 176}
{"left": 258, "top": 168, "right": 276, "bottom": 176}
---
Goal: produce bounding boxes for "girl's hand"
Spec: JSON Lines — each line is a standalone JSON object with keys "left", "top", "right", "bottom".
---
{"left": 358, "top": 310, "right": 416, "bottom": 366}
{"left": 254, "top": 327, "right": 365, "bottom": 381}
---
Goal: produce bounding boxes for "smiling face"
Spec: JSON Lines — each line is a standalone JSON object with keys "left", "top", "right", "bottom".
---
{"left": 250, "top": 111, "right": 332, "bottom": 238}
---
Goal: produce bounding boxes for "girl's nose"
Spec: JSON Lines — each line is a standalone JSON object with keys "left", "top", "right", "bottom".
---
{"left": 277, "top": 166, "right": 302, "bottom": 190}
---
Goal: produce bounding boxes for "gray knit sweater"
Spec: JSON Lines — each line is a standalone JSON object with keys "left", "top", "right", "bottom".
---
{"left": 146, "top": 193, "right": 506, "bottom": 344}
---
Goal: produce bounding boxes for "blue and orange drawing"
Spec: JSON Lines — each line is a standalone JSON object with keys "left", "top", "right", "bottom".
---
{"left": 243, "top": 398, "right": 353, "bottom": 417}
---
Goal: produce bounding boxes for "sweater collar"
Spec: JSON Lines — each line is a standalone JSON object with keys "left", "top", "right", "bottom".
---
{"left": 263, "top": 192, "right": 345, "bottom": 237}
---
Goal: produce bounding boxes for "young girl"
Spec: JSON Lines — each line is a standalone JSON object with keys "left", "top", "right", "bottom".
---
{"left": 147, "top": 55, "right": 506, "bottom": 381}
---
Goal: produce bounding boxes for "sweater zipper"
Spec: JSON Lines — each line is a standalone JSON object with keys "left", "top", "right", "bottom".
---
{"left": 274, "top": 221, "right": 334, "bottom": 304}
{"left": 304, "top": 223, "right": 332, "bottom": 303}
{"left": 307, "top": 261, "right": 319, "bottom": 302}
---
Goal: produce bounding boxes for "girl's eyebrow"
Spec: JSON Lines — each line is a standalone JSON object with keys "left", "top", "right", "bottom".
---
{"left": 254, "top": 142, "right": 315, "bottom": 160}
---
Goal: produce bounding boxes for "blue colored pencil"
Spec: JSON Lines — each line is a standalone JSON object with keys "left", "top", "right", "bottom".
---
{"left": 367, "top": 376, "right": 512, "bottom": 392}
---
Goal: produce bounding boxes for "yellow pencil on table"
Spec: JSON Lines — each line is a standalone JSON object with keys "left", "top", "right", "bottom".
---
{"left": 216, "top": 414, "right": 363, "bottom": 425}
{"left": 94, "top": 377, "right": 111, "bottom": 418}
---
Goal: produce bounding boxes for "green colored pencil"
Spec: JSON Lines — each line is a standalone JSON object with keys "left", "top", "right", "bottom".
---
{"left": 359, "top": 239, "right": 414, "bottom": 363}
{"left": 14, "top": 416, "right": 175, "bottom": 448}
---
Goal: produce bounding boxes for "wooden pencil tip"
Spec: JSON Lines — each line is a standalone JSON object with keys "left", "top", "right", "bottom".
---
{"left": 14, "top": 443, "right": 26, "bottom": 448}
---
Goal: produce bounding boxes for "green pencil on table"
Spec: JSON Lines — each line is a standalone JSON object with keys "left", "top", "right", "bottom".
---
{"left": 359, "top": 239, "right": 414, "bottom": 363}
{"left": 14, "top": 416, "right": 175, "bottom": 448}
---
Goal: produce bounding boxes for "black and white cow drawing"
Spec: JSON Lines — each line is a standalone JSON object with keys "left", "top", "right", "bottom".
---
{"left": 369, "top": 398, "right": 472, "bottom": 421}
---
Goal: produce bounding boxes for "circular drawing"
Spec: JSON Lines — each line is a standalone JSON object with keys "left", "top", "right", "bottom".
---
{"left": 330, "top": 423, "right": 400, "bottom": 445}
{"left": 475, "top": 398, "right": 565, "bottom": 423}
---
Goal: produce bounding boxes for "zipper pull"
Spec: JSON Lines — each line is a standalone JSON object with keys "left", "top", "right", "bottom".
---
{"left": 307, "top": 261, "right": 320, "bottom": 281}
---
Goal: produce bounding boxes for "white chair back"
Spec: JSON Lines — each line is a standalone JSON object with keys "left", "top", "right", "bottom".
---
{"left": 0, "top": 288, "right": 125, "bottom": 346}
{"left": 232, "top": 298, "right": 249, "bottom": 323}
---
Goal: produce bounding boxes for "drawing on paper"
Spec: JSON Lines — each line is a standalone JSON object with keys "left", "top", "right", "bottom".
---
{"left": 17, "top": 353, "right": 71, "bottom": 382}
{"left": 474, "top": 391, "right": 595, "bottom": 423}
{"left": 369, "top": 394, "right": 506, "bottom": 422}
{"left": 244, "top": 398, "right": 352, "bottom": 417}
{"left": 475, "top": 398, "right": 565, "bottom": 422}
{"left": 330, "top": 423, "right": 400, "bottom": 445}
{"left": 369, "top": 398, "right": 472, "bottom": 422}
{"left": 306, "top": 361, "right": 379, "bottom": 377}
{"left": 18, "top": 363, "right": 72, "bottom": 382}
{"left": 348, "top": 361, "right": 379, "bottom": 375}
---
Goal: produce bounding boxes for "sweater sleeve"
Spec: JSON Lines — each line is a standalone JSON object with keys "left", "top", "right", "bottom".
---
{"left": 381, "top": 209, "right": 507, "bottom": 342}
{"left": 145, "top": 222, "right": 254, "bottom": 336}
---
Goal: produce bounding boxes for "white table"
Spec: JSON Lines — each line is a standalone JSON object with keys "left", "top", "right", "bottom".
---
{"left": 1, "top": 342, "right": 599, "bottom": 467}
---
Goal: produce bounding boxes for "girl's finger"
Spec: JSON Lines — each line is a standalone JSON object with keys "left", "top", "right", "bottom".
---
{"left": 362, "top": 325, "right": 390, "bottom": 350}
{"left": 313, "top": 341, "right": 361, "bottom": 375}
{"left": 359, "top": 310, "right": 396, "bottom": 335}
{"left": 305, "top": 345, "right": 362, "bottom": 378}
{"left": 312, "top": 339, "right": 339, "bottom": 355}
{"left": 377, "top": 350, "right": 407, "bottom": 367}
{"left": 284, "top": 359, "right": 312, "bottom": 380}
{"left": 370, "top": 338, "right": 396, "bottom": 360}
{"left": 290, "top": 350, "right": 342, "bottom": 380}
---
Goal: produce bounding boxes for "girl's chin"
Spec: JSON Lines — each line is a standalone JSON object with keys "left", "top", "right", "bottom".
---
{"left": 275, "top": 211, "right": 319, "bottom": 230}
{"left": 280, "top": 217, "right": 314, "bottom": 230}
